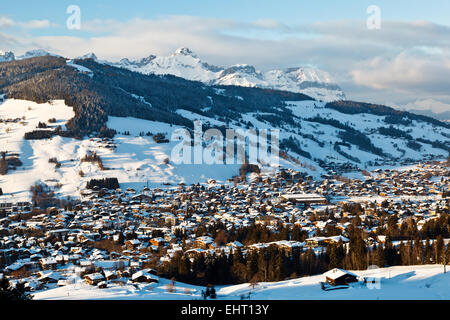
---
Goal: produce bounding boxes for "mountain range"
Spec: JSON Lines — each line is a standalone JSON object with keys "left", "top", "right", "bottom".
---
{"left": 1, "top": 48, "right": 346, "bottom": 102}
{"left": 110, "top": 47, "right": 346, "bottom": 102}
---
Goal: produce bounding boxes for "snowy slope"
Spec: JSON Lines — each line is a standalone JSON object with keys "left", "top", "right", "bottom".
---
{"left": 0, "top": 98, "right": 448, "bottom": 202}
{"left": 0, "top": 99, "right": 277, "bottom": 201}
{"left": 33, "top": 264, "right": 450, "bottom": 300}
{"left": 109, "top": 48, "right": 346, "bottom": 102}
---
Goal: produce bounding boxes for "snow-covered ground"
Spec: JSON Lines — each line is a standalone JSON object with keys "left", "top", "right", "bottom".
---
{"left": 0, "top": 99, "right": 279, "bottom": 201}
{"left": 33, "top": 264, "right": 450, "bottom": 300}
{"left": 0, "top": 98, "right": 448, "bottom": 202}
{"left": 0, "top": 99, "right": 78, "bottom": 202}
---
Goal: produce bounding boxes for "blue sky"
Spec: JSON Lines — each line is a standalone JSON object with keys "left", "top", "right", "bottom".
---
{"left": 1, "top": 1, "right": 450, "bottom": 111}
{"left": 3, "top": 0, "right": 450, "bottom": 36}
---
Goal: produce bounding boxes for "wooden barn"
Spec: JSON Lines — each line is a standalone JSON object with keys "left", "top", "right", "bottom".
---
{"left": 84, "top": 273, "right": 105, "bottom": 286}
{"left": 131, "top": 270, "right": 159, "bottom": 283}
{"left": 323, "top": 268, "right": 358, "bottom": 286}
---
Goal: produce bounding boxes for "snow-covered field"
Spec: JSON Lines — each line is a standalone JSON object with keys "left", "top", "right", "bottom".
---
{"left": 0, "top": 99, "right": 245, "bottom": 201}
{"left": 0, "top": 99, "right": 280, "bottom": 201}
{"left": 287, "top": 100, "right": 449, "bottom": 163}
{"left": 33, "top": 265, "right": 450, "bottom": 300}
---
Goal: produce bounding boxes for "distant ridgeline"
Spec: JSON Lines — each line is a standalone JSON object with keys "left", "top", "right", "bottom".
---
{"left": 326, "top": 100, "right": 450, "bottom": 130}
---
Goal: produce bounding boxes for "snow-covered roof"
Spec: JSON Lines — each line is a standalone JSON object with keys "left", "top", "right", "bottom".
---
{"left": 323, "top": 268, "right": 357, "bottom": 280}
{"left": 85, "top": 273, "right": 105, "bottom": 281}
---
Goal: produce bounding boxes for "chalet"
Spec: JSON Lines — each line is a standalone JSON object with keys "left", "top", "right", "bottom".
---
{"left": 131, "top": 194, "right": 152, "bottom": 203}
{"left": 305, "top": 236, "right": 349, "bottom": 248}
{"left": 149, "top": 237, "right": 165, "bottom": 248}
{"left": 125, "top": 239, "right": 141, "bottom": 250}
{"left": 117, "top": 268, "right": 132, "bottom": 278}
{"left": 194, "top": 236, "right": 215, "bottom": 249}
{"left": 226, "top": 241, "right": 244, "bottom": 250}
{"left": 131, "top": 269, "right": 159, "bottom": 283}
{"left": 305, "top": 236, "right": 327, "bottom": 248}
{"left": 104, "top": 270, "right": 118, "bottom": 281}
{"left": 5, "top": 262, "right": 29, "bottom": 278}
{"left": 39, "top": 257, "right": 58, "bottom": 270}
{"left": 185, "top": 248, "right": 206, "bottom": 259}
{"left": 37, "top": 271, "right": 63, "bottom": 284}
{"left": 85, "top": 273, "right": 105, "bottom": 286}
{"left": 323, "top": 235, "right": 349, "bottom": 245}
{"left": 323, "top": 268, "right": 358, "bottom": 286}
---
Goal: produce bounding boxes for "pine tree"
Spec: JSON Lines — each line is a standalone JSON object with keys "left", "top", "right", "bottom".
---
{"left": 246, "top": 252, "right": 258, "bottom": 282}
{"left": 425, "top": 237, "right": 433, "bottom": 264}
{"left": 0, "top": 157, "right": 8, "bottom": 175}
{"left": 412, "top": 237, "right": 423, "bottom": 265}
{"left": 328, "top": 244, "right": 340, "bottom": 269}
{"left": 177, "top": 256, "right": 190, "bottom": 281}
{"left": 435, "top": 235, "right": 445, "bottom": 265}
{"left": 0, "top": 278, "right": 33, "bottom": 301}
{"left": 375, "top": 244, "right": 385, "bottom": 268}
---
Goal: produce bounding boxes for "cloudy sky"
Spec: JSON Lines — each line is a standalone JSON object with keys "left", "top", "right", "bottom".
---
{"left": 1, "top": 0, "right": 450, "bottom": 114}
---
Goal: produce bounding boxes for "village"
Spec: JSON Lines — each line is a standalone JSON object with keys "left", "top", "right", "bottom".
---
{"left": 0, "top": 159, "right": 448, "bottom": 295}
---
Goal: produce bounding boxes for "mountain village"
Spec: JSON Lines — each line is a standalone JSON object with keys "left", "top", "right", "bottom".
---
{"left": 0, "top": 158, "right": 448, "bottom": 295}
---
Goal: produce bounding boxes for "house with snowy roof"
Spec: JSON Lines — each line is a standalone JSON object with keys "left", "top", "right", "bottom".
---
{"left": 84, "top": 273, "right": 105, "bottom": 286}
{"left": 323, "top": 268, "right": 358, "bottom": 286}
{"left": 131, "top": 269, "right": 158, "bottom": 283}
{"left": 194, "top": 236, "right": 215, "bottom": 249}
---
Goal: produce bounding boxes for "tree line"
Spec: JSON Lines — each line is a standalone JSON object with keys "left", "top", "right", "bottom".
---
{"left": 157, "top": 213, "right": 449, "bottom": 286}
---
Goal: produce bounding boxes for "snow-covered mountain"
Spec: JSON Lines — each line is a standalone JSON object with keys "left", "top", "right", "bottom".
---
{"left": 0, "top": 47, "right": 345, "bottom": 101}
{"left": 17, "top": 49, "right": 61, "bottom": 60}
{"left": 0, "top": 50, "right": 15, "bottom": 62}
{"left": 0, "top": 49, "right": 62, "bottom": 62}
{"left": 77, "top": 52, "right": 98, "bottom": 60}
{"left": 110, "top": 47, "right": 346, "bottom": 102}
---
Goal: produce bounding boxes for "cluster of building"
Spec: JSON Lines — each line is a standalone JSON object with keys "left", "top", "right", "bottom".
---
{"left": 0, "top": 160, "right": 448, "bottom": 291}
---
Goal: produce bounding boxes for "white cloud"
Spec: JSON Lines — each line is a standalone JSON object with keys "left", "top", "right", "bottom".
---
{"left": 351, "top": 51, "right": 450, "bottom": 95}
{"left": 403, "top": 99, "right": 450, "bottom": 113}
{"left": 0, "top": 15, "right": 52, "bottom": 30}
{"left": 18, "top": 20, "right": 52, "bottom": 29}
{"left": 3, "top": 15, "right": 450, "bottom": 107}
{"left": 0, "top": 16, "right": 14, "bottom": 28}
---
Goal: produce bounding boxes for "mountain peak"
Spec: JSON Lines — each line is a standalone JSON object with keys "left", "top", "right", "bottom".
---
{"left": 78, "top": 52, "right": 98, "bottom": 60}
{"left": 139, "top": 54, "right": 157, "bottom": 64}
{"left": 173, "top": 47, "right": 196, "bottom": 57}
{"left": 111, "top": 48, "right": 345, "bottom": 101}
{"left": 18, "top": 49, "right": 58, "bottom": 60}
{"left": 0, "top": 50, "right": 15, "bottom": 62}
